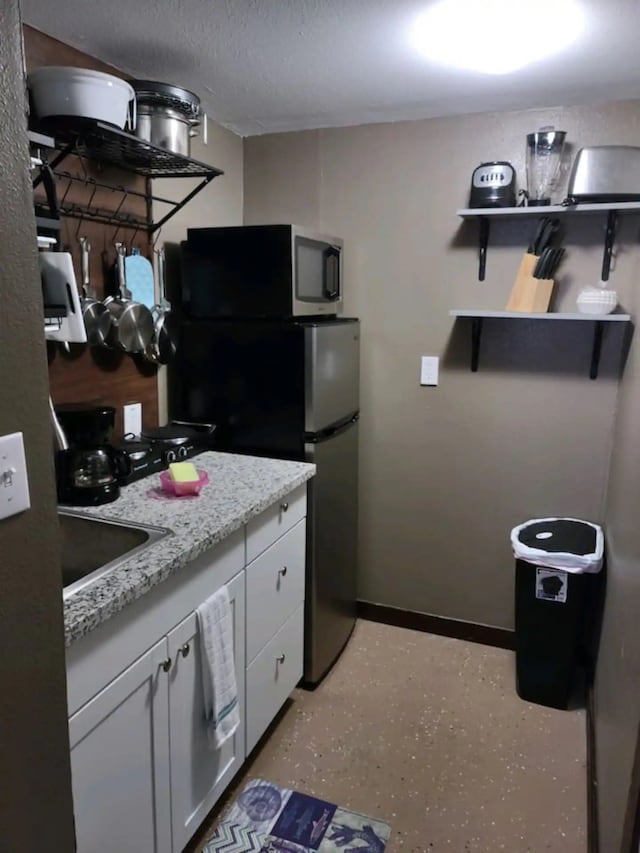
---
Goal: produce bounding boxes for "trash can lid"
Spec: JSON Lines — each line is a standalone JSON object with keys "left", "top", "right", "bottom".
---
{"left": 511, "top": 517, "right": 604, "bottom": 574}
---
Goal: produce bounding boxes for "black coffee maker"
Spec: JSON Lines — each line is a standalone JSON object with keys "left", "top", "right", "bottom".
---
{"left": 54, "top": 404, "right": 126, "bottom": 506}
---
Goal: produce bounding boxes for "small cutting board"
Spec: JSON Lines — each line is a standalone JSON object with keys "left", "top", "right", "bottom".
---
{"left": 124, "top": 248, "right": 155, "bottom": 309}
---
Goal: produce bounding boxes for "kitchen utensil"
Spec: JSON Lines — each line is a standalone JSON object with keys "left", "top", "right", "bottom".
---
{"left": 526, "top": 127, "right": 566, "bottom": 206}
{"left": 159, "top": 468, "right": 208, "bottom": 497}
{"left": 28, "top": 66, "right": 136, "bottom": 131}
{"left": 567, "top": 146, "right": 640, "bottom": 203}
{"left": 131, "top": 80, "right": 201, "bottom": 156}
{"left": 79, "top": 237, "right": 112, "bottom": 347}
{"left": 577, "top": 285, "right": 618, "bottom": 315}
{"left": 104, "top": 243, "right": 154, "bottom": 353}
{"left": 468, "top": 161, "right": 516, "bottom": 208}
{"left": 124, "top": 247, "right": 155, "bottom": 310}
{"left": 534, "top": 218, "right": 560, "bottom": 256}
{"left": 41, "top": 252, "right": 88, "bottom": 343}
{"left": 144, "top": 248, "right": 178, "bottom": 364}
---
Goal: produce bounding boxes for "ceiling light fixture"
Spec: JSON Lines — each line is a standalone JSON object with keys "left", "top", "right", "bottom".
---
{"left": 411, "top": 0, "right": 584, "bottom": 75}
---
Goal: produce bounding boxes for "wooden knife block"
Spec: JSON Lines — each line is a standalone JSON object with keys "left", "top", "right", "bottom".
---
{"left": 506, "top": 253, "right": 554, "bottom": 313}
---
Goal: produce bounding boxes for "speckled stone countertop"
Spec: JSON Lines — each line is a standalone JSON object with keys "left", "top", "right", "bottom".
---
{"left": 62, "top": 451, "right": 315, "bottom": 648}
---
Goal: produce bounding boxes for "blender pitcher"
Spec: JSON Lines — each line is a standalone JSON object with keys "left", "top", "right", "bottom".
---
{"left": 526, "top": 127, "right": 567, "bottom": 206}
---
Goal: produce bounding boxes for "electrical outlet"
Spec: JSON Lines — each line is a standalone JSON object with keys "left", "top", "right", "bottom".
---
{"left": 123, "top": 403, "right": 142, "bottom": 437}
{"left": 420, "top": 356, "right": 439, "bottom": 386}
{"left": 0, "top": 432, "right": 30, "bottom": 520}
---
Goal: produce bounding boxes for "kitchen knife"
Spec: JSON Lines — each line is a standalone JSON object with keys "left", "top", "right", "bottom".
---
{"left": 536, "top": 218, "right": 560, "bottom": 256}
{"left": 528, "top": 218, "right": 546, "bottom": 254}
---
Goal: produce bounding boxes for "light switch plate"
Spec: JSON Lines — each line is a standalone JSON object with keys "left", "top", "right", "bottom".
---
{"left": 0, "top": 432, "right": 31, "bottom": 520}
{"left": 420, "top": 356, "right": 439, "bottom": 386}
{"left": 124, "top": 402, "right": 142, "bottom": 437}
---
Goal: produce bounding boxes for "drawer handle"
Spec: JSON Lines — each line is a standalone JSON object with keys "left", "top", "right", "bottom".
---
{"left": 160, "top": 657, "right": 172, "bottom": 673}
{"left": 280, "top": 501, "right": 289, "bottom": 512}
{"left": 179, "top": 643, "right": 190, "bottom": 658}
{"left": 278, "top": 566, "right": 288, "bottom": 578}
{"left": 276, "top": 654, "right": 286, "bottom": 664}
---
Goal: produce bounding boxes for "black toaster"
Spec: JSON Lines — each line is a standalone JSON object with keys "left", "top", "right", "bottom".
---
{"left": 469, "top": 161, "right": 516, "bottom": 208}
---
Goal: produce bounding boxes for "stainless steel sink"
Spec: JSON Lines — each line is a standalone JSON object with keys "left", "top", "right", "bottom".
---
{"left": 59, "top": 509, "right": 171, "bottom": 598}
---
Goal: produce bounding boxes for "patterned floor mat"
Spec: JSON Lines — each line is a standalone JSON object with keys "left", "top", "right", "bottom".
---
{"left": 204, "top": 778, "right": 391, "bottom": 852}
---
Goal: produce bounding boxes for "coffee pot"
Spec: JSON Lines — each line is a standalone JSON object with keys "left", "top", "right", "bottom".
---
{"left": 53, "top": 403, "right": 127, "bottom": 506}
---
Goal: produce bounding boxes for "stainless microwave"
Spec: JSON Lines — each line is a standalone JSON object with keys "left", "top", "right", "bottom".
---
{"left": 181, "top": 224, "right": 343, "bottom": 318}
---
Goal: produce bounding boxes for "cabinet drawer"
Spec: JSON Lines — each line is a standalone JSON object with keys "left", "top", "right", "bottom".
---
{"left": 246, "top": 484, "right": 307, "bottom": 564}
{"left": 246, "top": 519, "right": 305, "bottom": 664}
{"left": 246, "top": 604, "right": 304, "bottom": 755}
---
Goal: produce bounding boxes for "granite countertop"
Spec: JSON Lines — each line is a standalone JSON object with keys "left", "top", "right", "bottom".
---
{"left": 63, "top": 451, "right": 315, "bottom": 647}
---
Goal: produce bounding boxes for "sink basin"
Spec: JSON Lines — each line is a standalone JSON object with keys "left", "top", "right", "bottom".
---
{"left": 59, "top": 509, "right": 171, "bottom": 598}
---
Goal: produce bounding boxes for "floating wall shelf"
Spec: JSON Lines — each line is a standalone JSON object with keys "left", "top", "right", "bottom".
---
{"left": 449, "top": 310, "right": 632, "bottom": 379}
{"left": 457, "top": 202, "right": 640, "bottom": 282}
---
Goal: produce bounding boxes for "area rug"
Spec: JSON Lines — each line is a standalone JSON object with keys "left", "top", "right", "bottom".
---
{"left": 204, "top": 778, "right": 391, "bottom": 852}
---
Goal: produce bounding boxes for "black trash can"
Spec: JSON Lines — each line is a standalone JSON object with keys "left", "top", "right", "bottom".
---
{"left": 511, "top": 518, "right": 604, "bottom": 710}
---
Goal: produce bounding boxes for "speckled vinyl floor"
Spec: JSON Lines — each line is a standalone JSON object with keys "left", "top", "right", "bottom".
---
{"left": 189, "top": 619, "right": 586, "bottom": 852}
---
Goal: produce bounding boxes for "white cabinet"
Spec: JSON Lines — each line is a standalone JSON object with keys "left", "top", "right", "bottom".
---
{"left": 246, "top": 604, "right": 305, "bottom": 754}
{"left": 66, "top": 487, "right": 307, "bottom": 852}
{"left": 69, "top": 638, "right": 172, "bottom": 853}
{"left": 245, "top": 493, "right": 307, "bottom": 755}
{"left": 167, "top": 572, "right": 245, "bottom": 853}
{"left": 246, "top": 518, "right": 306, "bottom": 663}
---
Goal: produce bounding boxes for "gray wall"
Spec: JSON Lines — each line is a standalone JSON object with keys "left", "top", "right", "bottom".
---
{"left": 0, "top": 2, "right": 75, "bottom": 849}
{"left": 244, "top": 99, "right": 639, "bottom": 631}
{"left": 596, "top": 244, "right": 640, "bottom": 848}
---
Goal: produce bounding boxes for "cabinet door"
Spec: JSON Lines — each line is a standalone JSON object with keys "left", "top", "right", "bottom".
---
{"left": 167, "top": 571, "right": 246, "bottom": 853}
{"left": 69, "top": 638, "right": 172, "bottom": 853}
{"left": 246, "top": 603, "right": 304, "bottom": 755}
{"left": 246, "top": 517, "right": 306, "bottom": 663}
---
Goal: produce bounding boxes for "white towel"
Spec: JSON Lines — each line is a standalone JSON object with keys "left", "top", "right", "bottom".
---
{"left": 196, "top": 586, "right": 240, "bottom": 750}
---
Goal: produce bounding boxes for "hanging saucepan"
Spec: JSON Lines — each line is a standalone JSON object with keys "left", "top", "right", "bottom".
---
{"left": 78, "top": 237, "right": 112, "bottom": 347}
{"left": 145, "top": 247, "right": 178, "bottom": 364}
{"left": 104, "top": 243, "right": 154, "bottom": 353}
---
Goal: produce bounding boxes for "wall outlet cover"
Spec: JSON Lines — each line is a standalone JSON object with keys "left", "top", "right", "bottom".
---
{"left": 420, "top": 356, "right": 439, "bottom": 386}
{"left": 123, "top": 402, "right": 142, "bottom": 437}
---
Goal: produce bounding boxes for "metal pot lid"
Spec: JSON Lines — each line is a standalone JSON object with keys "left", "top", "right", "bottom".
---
{"left": 131, "top": 79, "right": 201, "bottom": 119}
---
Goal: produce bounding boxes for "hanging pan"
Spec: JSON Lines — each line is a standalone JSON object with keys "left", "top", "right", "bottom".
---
{"left": 104, "top": 242, "right": 154, "bottom": 353}
{"left": 145, "top": 247, "right": 178, "bottom": 364}
{"left": 78, "top": 237, "right": 112, "bottom": 347}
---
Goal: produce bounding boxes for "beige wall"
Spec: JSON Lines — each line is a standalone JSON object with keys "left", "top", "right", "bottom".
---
{"left": 244, "top": 100, "right": 640, "bottom": 630}
{"left": 596, "top": 232, "right": 640, "bottom": 848}
{"left": 154, "top": 119, "right": 243, "bottom": 422}
{"left": 0, "top": 1, "right": 75, "bottom": 848}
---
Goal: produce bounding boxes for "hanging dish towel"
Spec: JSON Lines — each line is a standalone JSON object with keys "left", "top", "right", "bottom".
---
{"left": 196, "top": 586, "right": 240, "bottom": 750}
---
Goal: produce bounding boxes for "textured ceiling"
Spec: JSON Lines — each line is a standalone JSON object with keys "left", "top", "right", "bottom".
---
{"left": 20, "top": 0, "right": 640, "bottom": 136}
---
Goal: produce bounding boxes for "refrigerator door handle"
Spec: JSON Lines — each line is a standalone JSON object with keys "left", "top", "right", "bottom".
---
{"left": 305, "top": 412, "right": 359, "bottom": 444}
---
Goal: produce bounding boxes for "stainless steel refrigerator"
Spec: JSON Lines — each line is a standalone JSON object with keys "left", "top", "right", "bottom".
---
{"left": 170, "top": 317, "right": 360, "bottom": 684}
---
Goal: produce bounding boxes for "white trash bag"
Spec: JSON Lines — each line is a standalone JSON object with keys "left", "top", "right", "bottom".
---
{"left": 510, "top": 517, "right": 604, "bottom": 574}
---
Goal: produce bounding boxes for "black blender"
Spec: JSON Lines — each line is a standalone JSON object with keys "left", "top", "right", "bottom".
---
{"left": 54, "top": 404, "right": 126, "bottom": 506}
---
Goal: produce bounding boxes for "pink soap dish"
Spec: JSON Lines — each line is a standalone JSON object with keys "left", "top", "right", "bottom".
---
{"left": 159, "top": 469, "right": 209, "bottom": 497}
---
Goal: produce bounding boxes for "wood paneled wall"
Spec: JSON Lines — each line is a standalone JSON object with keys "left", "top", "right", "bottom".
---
{"left": 25, "top": 26, "right": 159, "bottom": 437}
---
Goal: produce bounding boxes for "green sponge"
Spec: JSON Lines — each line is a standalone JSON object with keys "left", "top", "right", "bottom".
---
{"left": 168, "top": 461, "right": 199, "bottom": 483}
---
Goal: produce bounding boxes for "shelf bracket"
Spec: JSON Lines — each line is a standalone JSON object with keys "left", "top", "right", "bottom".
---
{"left": 601, "top": 210, "right": 618, "bottom": 282}
{"left": 471, "top": 317, "right": 483, "bottom": 371}
{"left": 478, "top": 217, "right": 490, "bottom": 281}
{"left": 148, "top": 173, "right": 218, "bottom": 234}
{"left": 590, "top": 320, "right": 605, "bottom": 380}
{"left": 31, "top": 141, "right": 75, "bottom": 189}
